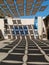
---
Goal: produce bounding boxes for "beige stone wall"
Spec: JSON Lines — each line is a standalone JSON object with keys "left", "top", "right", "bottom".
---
{"left": 0, "top": 19, "right": 4, "bottom": 38}
{"left": 38, "top": 17, "right": 43, "bottom": 39}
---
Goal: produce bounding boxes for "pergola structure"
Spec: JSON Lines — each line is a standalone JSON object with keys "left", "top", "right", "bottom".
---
{"left": 0, "top": 0, "right": 49, "bottom": 18}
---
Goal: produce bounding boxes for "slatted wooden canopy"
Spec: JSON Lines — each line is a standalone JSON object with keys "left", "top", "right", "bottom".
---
{"left": 0, "top": 0, "right": 48, "bottom": 18}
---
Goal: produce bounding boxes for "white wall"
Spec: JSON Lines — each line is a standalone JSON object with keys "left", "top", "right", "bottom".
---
{"left": 0, "top": 19, "right": 4, "bottom": 37}
{"left": 21, "top": 19, "right": 34, "bottom": 25}
{"left": 7, "top": 17, "right": 13, "bottom": 25}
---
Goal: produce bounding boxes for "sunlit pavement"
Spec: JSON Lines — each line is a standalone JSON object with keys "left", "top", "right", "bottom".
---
{"left": 0, "top": 36, "right": 49, "bottom": 65}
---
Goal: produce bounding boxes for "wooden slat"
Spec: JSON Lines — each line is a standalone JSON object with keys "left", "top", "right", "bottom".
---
{"left": 36, "top": 0, "right": 41, "bottom": 3}
{"left": 27, "top": 0, "right": 34, "bottom": 3}
{"left": 18, "top": 6, "right": 24, "bottom": 10}
{"left": 26, "top": 7, "right": 32, "bottom": 10}
{"left": 10, "top": 6, "right": 16, "bottom": 9}
{"left": 11, "top": 9, "right": 16, "bottom": 13}
{"left": 0, "top": 10, "right": 5, "bottom": 15}
{"left": 32, "top": 8, "right": 38, "bottom": 15}
{"left": 5, "top": 9, "right": 12, "bottom": 16}
{"left": 19, "top": 9, "right": 24, "bottom": 12}
{"left": 34, "top": 3, "right": 41, "bottom": 7}
{"left": 20, "top": 13, "right": 24, "bottom": 16}
{"left": 11, "top": 9, "right": 18, "bottom": 16}
{"left": 33, "top": 8, "right": 38, "bottom": 12}
{"left": 26, "top": 9, "right": 30, "bottom": 16}
{"left": 0, "top": 0, "right": 4, "bottom": 4}
{"left": 2, "top": 5, "right": 7, "bottom": 8}
{"left": 26, "top": 3, "right": 32, "bottom": 14}
{"left": 17, "top": 0, "right": 24, "bottom": 4}
{"left": 6, "top": 0, "right": 14, "bottom": 4}
{"left": 32, "top": 12, "right": 36, "bottom": 15}
{"left": 26, "top": 9, "right": 30, "bottom": 11}
{"left": 40, "top": 6, "right": 47, "bottom": 11}
{"left": 26, "top": 3, "right": 32, "bottom": 7}
{"left": 19, "top": 9, "right": 24, "bottom": 16}
{"left": 5, "top": 9, "right": 10, "bottom": 13}
{"left": 26, "top": 12, "right": 30, "bottom": 16}
{"left": 14, "top": 12, "right": 18, "bottom": 17}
